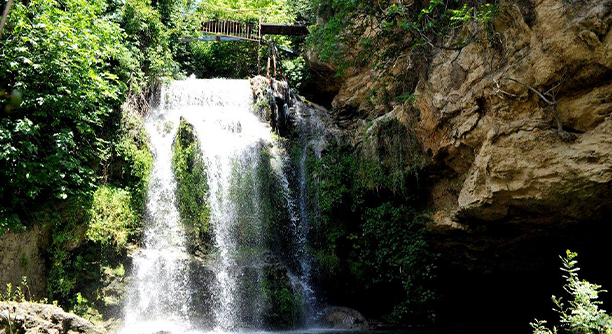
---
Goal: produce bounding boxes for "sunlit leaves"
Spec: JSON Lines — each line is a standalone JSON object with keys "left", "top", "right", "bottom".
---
{"left": 0, "top": 0, "right": 128, "bottom": 231}
{"left": 531, "top": 251, "right": 612, "bottom": 334}
{"left": 308, "top": 0, "right": 499, "bottom": 77}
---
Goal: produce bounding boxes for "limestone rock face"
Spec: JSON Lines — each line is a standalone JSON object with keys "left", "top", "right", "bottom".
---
{"left": 0, "top": 302, "right": 106, "bottom": 334}
{"left": 313, "top": 0, "right": 612, "bottom": 241}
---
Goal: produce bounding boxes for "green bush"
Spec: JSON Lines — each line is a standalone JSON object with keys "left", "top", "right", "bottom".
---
{"left": 531, "top": 250, "right": 612, "bottom": 334}
{"left": 106, "top": 108, "right": 153, "bottom": 215}
{"left": 305, "top": 142, "right": 435, "bottom": 323}
{"left": 42, "top": 199, "right": 93, "bottom": 302}
{"left": 359, "top": 202, "right": 435, "bottom": 321}
{"left": 87, "top": 185, "right": 138, "bottom": 250}
{"left": 40, "top": 105, "right": 151, "bottom": 313}
{"left": 0, "top": 0, "right": 128, "bottom": 231}
{"left": 119, "top": 0, "right": 179, "bottom": 88}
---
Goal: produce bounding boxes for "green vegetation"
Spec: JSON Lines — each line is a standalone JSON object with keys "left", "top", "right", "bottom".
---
{"left": 1, "top": 277, "right": 33, "bottom": 302}
{"left": 531, "top": 251, "right": 612, "bottom": 334}
{"left": 86, "top": 185, "right": 138, "bottom": 251}
{"left": 308, "top": 0, "right": 498, "bottom": 73}
{"left": 0, "top": 0, "right": 175, "bottom": 318}
{"left": 171, "top": 0, "right": 312, "bottom": 84}
{"left": 261, "top": 266, "right": 304, "bottom": 328}
{"left": 304, "top": 137, "right": 435, "bottom": 323}
{"left": 0, "top": 0, "right": 180, "bottom": 232}
{"left": 172, "top": 117, "right": 212, "bottom": 253}
{"left": 1, "top": 0, "right": 439, "bottom": 327}
{"left": 0, "top": 0, "right": 127, "bottom": 230}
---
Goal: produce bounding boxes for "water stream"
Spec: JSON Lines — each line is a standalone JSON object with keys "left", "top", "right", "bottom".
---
{"left": 119, "top": 78, "right": 316, "bottom": 333}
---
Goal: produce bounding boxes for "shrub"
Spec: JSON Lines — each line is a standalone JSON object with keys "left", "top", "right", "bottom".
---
{"left": 86, "top": 185, "right": 137, "bottom": 250}
{"left": 305, "top": 142, "right": 435, "bottom": 323}
{"left": 0, "top": 0, "right": 128, "bottom": 231}
{"left": 531, "top": 250, "right": 612, "bottom": 334}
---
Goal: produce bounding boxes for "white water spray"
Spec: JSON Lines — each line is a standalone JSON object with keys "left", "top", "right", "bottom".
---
{"left": 120, "top": 78, "right": 282, "bottom": 333}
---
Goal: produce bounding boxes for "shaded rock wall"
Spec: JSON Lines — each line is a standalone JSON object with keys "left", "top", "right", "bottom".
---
{"left": 0, "top": 226, "right": 49, "bottom": 299}
{"left": 313, "top": 0, "right": 612, "bottom": 261}
{"left": 306, "top": 0, "right": 612, "bottom": 329}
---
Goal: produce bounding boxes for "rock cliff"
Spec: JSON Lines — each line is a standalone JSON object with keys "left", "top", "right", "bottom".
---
{"left": 312, "top": 0, "right": 611, "bottom": 258}
{"left": 307, "top": 0, "right": 611, "bottom": 327}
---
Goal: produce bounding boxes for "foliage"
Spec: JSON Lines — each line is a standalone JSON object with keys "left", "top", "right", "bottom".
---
{"left": 43, "top": 192, "right": 137, "bottom": 318}
{"left": 182, "top": 41, "right": 260, "bottom": 78}
{"left": 304, "top": 141, "right": 435, "bottom": 323}
{"left": 308, "top": 0, "right": 498, "bottom": 74}
{"left": 1, "top": 277, "right": 32, "bottom": 302}
{"left": 40, "top": 199, "right": 92, "bottom": 303}
{"left": 105, "top": 108, "right": 153, "bottom": 215}
{"left": 261, "top": 267, "right": 303, "bottom": 328}
{"left": 281, "top": 56, "right": 311, "bottom": 94}
{"left": 0, "top": 0, "right": 178, "bottom": 321}
{"left": 362, "top": 118, "right": 426, "bottom": 194}
{"left": 117, "top": 0, "right": 180, "bottom": 90}
{"left": 172, "top": 117, "right": 211, "bottom": 251}
{"left": 531, "top": 250, "right": 612, "bottom": 334}
{"left": 0, "top": 0, "right": 128, "bottom": 231}
{"left": 359, "top": 202, "right": 435, "bottom": 321}
{"left": 86, "top": 185, "right": 137, "bottom": 251}
{"left": 196, "top": 0, "right": 294, "bottom": 24}
{"left": 174, "top": 0, "right": 310, "bottom": 80}
{"left": 32, "top": 105, "right": 151, "bottom": 315}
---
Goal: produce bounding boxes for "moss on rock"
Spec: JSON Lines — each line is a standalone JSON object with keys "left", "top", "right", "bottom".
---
{"left": 172, "top": 117, "right": 212, "bottom": 254}
{"left": 261, "top": 264, "right": 304, "bottom": 329}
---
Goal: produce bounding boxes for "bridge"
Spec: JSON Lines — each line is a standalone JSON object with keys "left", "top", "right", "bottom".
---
{"left": 179, "top": 20, "right": 308, "bottom": 43}
{"left": 179, "top": 19, "right": 309, "bottom": 77}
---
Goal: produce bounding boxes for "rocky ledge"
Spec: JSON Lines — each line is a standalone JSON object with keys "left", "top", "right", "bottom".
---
{"left": 309, "top": 0, "right": 612, "bottom": 268}
{"left": 0, "top": 302, "right": 106, "bottom": 334}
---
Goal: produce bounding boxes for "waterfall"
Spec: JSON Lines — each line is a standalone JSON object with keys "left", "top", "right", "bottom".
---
{"left": 118, "top": 82, "right": 193, "bottom": 334}
{"left": 292, "top": 101, "right": 326, "bottom": 322}
{"left": 120, "top": 77, "right": 316, "bottom": 333}
{"left": 186, "top": 79, "right": 270, "bottom": 331}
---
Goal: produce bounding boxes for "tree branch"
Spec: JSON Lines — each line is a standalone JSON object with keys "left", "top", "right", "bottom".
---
{"left": 507, "top": 78, "right": 556, "bottom": 105}
{"left": 0, "top": 0, "right": 15, "bottom": 39}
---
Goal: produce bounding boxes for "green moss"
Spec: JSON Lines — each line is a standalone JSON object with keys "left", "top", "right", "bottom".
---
{"left": 172, "top": 117, "right": 211, "bottom": 252}
{"left": 109, "top": 107, "right": 154, "bottom": 217}
{"left": 262, "top": 266, "right": 303, "bottom": 329}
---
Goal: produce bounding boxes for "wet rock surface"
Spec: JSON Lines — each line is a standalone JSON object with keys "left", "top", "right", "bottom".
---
{"left": 318, "top": 306, "right": 369, "bottom": 330}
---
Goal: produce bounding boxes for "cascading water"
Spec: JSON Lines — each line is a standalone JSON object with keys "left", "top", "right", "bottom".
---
{"left": 119, "top": 86, "right": 193, "bottom": 334}
{"left": 120, "top": 77, "right": 316, "bottom": 333}
{"left": 292, "top": 102, "right": 326, "bottom": 322}
{"left": 186, "top": 79, "right": 271, "bottom": 331}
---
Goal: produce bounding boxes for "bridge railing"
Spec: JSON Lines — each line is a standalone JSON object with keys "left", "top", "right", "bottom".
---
{"left": 201, "top": 20, "right": 258, "bottom": 41}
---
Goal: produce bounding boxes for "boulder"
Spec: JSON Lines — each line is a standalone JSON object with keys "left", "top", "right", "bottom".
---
{"left": 319, "top": 306, "right": 369, "bottom": 330}
{"left": 0, "top": 302, "right": 106, "bottom": 334}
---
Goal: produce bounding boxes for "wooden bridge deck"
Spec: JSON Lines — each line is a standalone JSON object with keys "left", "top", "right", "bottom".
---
{"left": 196, "top": 20, "right": 308, "bottom": 43}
